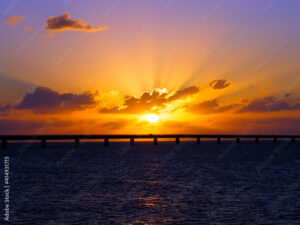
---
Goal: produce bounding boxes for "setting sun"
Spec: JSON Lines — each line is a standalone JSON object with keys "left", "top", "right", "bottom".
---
{"left": 147, "top": 114, "right": 159, "bottom": 123}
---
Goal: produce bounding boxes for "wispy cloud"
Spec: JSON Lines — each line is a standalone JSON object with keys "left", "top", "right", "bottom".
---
{"left": 23, "top": 25, "right": 32, "bottom": 32}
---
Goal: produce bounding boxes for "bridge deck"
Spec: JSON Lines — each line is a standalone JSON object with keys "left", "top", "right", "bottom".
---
{"left": 0, "top": 134, "right": 300, "bottom": 149}
{"left": 1, "top": 134, "right": 299, "bottom": 149}
{"left": 1, "top": 134, "right": 300, "bottom": 140}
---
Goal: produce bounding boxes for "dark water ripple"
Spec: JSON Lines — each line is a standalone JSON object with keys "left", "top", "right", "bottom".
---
{"left": 0, "top": 141, "right": 300, "bottom": 224}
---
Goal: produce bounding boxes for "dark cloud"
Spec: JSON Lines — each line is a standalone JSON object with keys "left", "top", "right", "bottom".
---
{"left": 209, "top": 79, "right": 231, "bottom": 89}
{"left": 100, "top": 86, "right": 199, "bottom": 114}
{"left": 45, "top": 12, "right": 108, "bottom": 33}
{"left": 238, "top": 95, "right": 300, "bottom": 113}
{"left": 190, "top": 99, "right": 239, "bottom": 114}
{"left": 16, "top": 87, "right": 97, "bottom": 114}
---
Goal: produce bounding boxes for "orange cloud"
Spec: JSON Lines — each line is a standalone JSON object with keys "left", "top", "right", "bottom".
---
{"left": 101, "top": 120, "right": 131, "bottom": 130}
{"left": 168, "top": 86, "right": 199, "bottom": 101}
{"left": 209, "top": 79, "right": 231, "bottom": 89}
{"left": 6, "top": 15, "right": 26, "bottom": 27}
{"left": 159, "top": 121, "right": 219, "bottom": 134}
{"left": 45, "top": 12, "right": 108, "bottom": 33}
{"left": 100, "top": 86, "right": 199, "bottom": 114}
{"left": 261, "top": 81, "right": 273, "bottom": 90}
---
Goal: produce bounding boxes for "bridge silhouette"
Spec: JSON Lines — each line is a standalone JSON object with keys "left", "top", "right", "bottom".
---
{"left": 0, "top": 134, "right": 299, "bottom": 149}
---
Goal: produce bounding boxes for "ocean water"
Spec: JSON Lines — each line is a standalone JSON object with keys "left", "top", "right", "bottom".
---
{"left": 1, "top": 141, "right": 300, "bottom": 224}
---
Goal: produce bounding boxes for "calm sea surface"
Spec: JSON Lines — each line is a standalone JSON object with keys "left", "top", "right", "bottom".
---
{"left": 1, "top": 141, "right": 300, "bottom": 224}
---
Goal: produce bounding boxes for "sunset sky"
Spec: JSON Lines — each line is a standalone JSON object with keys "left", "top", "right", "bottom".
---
{"left": 0, "top": 0, "right": 300, "bottom": 134}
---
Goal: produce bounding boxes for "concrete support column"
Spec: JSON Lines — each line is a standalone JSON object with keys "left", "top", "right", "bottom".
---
{"left": 104, "top": 138, "right": 109, "bottom": 146}
{"left": 75, "top": 138, "right": 80, "bottom": 147}
{"left": 130, "top": 138, "right": 134, "bottom": 146}
{"left": 154, "top": 137, "right": 158, "bottom": 145}
{"left": 2, "top": 139, "right": 7, "bottom": 149}
{"left": 41, "top": 139, "right": 47, "bottom": 148}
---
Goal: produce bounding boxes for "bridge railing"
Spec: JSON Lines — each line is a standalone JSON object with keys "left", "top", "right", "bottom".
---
{"left": 0, "top": 134, "right": 299, "bottom": 149}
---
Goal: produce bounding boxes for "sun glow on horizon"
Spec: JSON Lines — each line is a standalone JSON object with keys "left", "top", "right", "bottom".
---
{"left": 147, "top": 114, "right": 159, "bottom": 123}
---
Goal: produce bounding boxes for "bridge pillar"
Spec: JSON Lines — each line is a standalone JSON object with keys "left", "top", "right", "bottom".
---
{"left": 130, "top": 137, "right": 134, "bottom": 146}
{"left": 176, "top": 137, "right": 180, "bottom": 144}
{"left": 255, "top": 137, "right": 259, "bottom": 143}
{"left": 154, "top": 137, "right": 158, "bottom": 145}
{"left": 104, "top": 138, "right": 109, "bottom": 146}
{"left": 75, "top": 138, "right": 80, "bottom": 147}
{"left": 274, "top": 137, "right": 277, "bottom": 143}
{"left": 41, "top": 139, "right": 47, "bottom": 148}
{"left": 2, "top": 139, "right": 7, "bottom": 149}
{"left": 236, "top": 137, "right": 240, "bottom": 143}
{"left": 292, "top": 137, "right": 295, "bottom": 142}
{"left": 217, "top": 137, "right": 221, "bottom": 144}
{"left": 197, "top": 137, "right": 200, "bottom": 144}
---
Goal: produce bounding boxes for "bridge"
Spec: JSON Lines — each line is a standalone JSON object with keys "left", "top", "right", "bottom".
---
{"left": 0, "top": 134, "right": 299, "bottom": 149}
